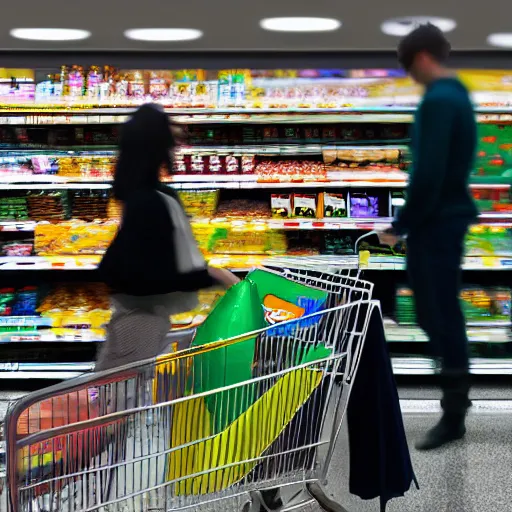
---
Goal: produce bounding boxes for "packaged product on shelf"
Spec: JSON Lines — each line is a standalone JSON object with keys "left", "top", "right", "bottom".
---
{"left": 256, "top": 160, "right": 326, "bottom": 182}
{"left": 293, "top": 194, "right": 317, "bottom": 218}
{"left": 216, "top": 199, "right": 270, "bottom": 218}
{"left": 107, "top": 197, "right": 123, "bottom": 220}
{"left": 350, "top": 193, "right": 379, "bottom": 218}
{"left": 323, "top": 192, "right": 347, "bottom": 218}
{"left": 179, "top": 189, "right": 219, "bottom": 218}
{"left": 323, "top": 234, "right": 354, "bottom": 255}
{"left": 11, "top": 287, "right": 38, "bottom": 317}
{"left": 286, "top": 231, "right": 321, "bottom": 256}
{"left": 72, "top": 191, "right": 110, "bottom": 221}
{"left": 0, "top": 288, "right": 15, "bottom": 316}
{"left": 31, "top": 155, "right": 53, "bottom": 175}
{"left": 465, "top": 226, "right": 512, "bottom": 257}
{"left": 263, "top": 126, "right": 279, "bottom": 143}
{"left": 38, "top": 283, "right": 111, "bottom": 329}
{"left": 474, "top": 123, "right": 512, "bottom": 181}
{"left": 27, "top": 192, "right": 66, "bottom": 222}
{"left": 241, "top": 155, "right": 256, "bottom": 174}
{"left": 149, "top": 70, "right": 170, "bottom": 98}
{"left": 225, "top": 155, "right": 240, "bottom": 174}
{"left": 380, "top": 124, "right": 408, "bottom": 140}
{"left": 1, "top": 241, "right": 33, "bottom": 257}
{"left": 282, "top": 126, "right": 301, "bottom": 143}
{"left": 58, "top": 156, "right": 115, "bottom": 180}
{"left": 331, "top": 148, "right": 401, "bottom": 168}
{"left": 35, "top": 221, "right": 117, "bottom": 255}
{"left": 461, "top": 288, "right": 511, "bottom": 323}
{"left": 242, "top": 126, "right": 263, "bottom": 144}
{"left": 86, "top": 66, "right": 102, "bottom": 98}
{"left": 271, "top": 194, "right": 293, "bottom": 218}
{"left": 322, "top": 126, "right": 338, "bottom": 143}
{"left": 127, "top": 71, "right": 145, "bottom": 97}
{"left": 395, "top": 288, "right": 416, "bottom": 325}
{"left": 208, "top": 154, "right": 224, "bottom": 174}
{"left": 397, "top": 287, "right": 512, "bottom": 325}
{"left": 173, "top": 154, "right": 188, "bottom": 174}
{"left": 190, "top": 154, "right": 206, "bottom": 174}
{"left": 472, "top": 187, "right": 511, "bottom": 212}
{"left": 303, "top": 127, "right": 322, "bottom": 143}
{"left": 0, "top": 197, "right": 29, "bottom": 221}
{"left": 68, "top": 66, "right": 84, "bottom": 97}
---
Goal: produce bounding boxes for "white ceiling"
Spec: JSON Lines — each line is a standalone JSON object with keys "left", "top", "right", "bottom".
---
{"left": 0, "top": 0, "right": 510, "bottom": 51}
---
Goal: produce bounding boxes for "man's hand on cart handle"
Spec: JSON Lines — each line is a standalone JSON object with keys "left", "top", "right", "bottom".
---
{"left": 376, "top": 225, "right": 401, "bottom": 247}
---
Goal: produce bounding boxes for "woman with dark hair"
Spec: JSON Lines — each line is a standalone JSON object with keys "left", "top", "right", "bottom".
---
{"left": 96, "top": 104, "right": 238, "bottom": 371}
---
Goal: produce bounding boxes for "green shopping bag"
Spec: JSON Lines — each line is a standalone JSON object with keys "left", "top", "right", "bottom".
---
{"left": 191, "top": 279, "right": 266, "bottom": 433}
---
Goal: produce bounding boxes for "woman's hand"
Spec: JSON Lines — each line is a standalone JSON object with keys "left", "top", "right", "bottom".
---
{"left": 208, "top": 266, "right": 241, "bottom": 289}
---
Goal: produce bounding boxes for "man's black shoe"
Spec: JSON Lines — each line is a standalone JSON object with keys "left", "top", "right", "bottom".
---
{"left": 415, "top": 414, "right": 466, "bottom": 451}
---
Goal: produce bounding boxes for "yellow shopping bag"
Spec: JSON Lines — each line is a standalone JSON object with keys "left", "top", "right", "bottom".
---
{"left": 167, "top": 367, "right": 323, "bottom": 495}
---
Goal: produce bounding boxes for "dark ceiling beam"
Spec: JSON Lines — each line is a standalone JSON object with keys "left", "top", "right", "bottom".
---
{"left": 0, "top": 50, "right": 510, "bottom": 70}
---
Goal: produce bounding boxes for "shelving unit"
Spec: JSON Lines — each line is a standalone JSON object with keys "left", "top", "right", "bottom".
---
{"left": 0, "top": 66, "right": 511, "bottom": 379}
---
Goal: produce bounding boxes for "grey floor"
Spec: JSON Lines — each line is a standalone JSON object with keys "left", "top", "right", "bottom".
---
{"left": 323, "top": 407, "right": 512, "bottom": 512}
{"left": 0, "top": 390, "right": 511, "bottom": 511}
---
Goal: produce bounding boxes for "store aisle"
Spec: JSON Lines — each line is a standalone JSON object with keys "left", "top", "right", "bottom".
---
{"left": 325, "top": 401, "right": 512, "bottom": 512}
{"left": 1, "top": 393, "right": 511, "bottom": 511}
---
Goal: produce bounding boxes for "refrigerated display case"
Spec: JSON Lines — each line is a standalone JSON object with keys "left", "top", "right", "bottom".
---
{"left": 0, "top": 64, "right": 511, "bottom": 379}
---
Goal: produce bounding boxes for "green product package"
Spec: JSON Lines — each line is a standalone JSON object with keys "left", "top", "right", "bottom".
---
{"left": 191, "top": 279, "right": 266, "bottom": 433}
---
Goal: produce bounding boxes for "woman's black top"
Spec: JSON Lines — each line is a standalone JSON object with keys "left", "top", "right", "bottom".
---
{"left": 99, "top": 186, "right": 214, "bottom": 296}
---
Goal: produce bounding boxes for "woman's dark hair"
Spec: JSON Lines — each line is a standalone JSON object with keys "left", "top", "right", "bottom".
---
{"left": 113, "top": 104, "right": 174, "bottom": 200}
{"left": 397, "top": 23, "right": 451, "bottom": 71}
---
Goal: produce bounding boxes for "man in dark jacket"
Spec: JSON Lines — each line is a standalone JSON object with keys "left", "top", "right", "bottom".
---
{"left": 379, "top": 24, "right": 478, "bottom": 450}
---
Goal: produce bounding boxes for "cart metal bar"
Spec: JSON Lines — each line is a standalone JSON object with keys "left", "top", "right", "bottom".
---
{"left": 5, "top": 268, "right": 375, "bottom": 512}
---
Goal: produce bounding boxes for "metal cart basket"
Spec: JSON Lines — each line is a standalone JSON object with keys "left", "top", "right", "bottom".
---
{"left": 4, "top": 268, "right": 377, "bottom": 512}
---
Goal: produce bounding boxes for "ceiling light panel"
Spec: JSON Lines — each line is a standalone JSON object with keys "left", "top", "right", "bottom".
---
{"left": 487, "top": 33, "right": 512, "bottom": 48}
{"left": 260, "top": 17, "right": 341, "bottom": 33}
{"left": 381, "top": 16, "right": 456, "bottom": 37}
{"left": 124, "top": 28, "right": 203, "bottom": 42}
{"left": 10, "top": 28, "right": 91, "bottom": 41}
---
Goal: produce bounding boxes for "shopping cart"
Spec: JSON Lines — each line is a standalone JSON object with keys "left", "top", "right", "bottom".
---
{"left": 4, "top": 267, "right": 377, "bottom": 512}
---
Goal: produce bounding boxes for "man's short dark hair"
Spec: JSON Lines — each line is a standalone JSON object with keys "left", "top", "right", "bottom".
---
{"left": 397, "top": 23, "right": 451, "bottom": 70}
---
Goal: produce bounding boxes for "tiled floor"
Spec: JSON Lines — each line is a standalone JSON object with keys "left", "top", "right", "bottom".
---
{"left": 1, "top": 390, "right": 511, "bottom": 511}
{"left": 324, "top": 405, "right": 512, "bottom": 512}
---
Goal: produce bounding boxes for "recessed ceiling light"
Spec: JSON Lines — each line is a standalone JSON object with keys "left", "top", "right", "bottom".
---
{"left": 381, "top": 16, "right": 456, "bottom": 37}
{"left": 10, "top": 28, "right": 91, "bottom": 41}
{"left": 487, "top": 33, "right": 512, "bottom": 48}
{"left": 260, "top": 17, "right": 341, "bottom": 33}
{"left": 124, "top": 28, "right": 203, "bottom": 42}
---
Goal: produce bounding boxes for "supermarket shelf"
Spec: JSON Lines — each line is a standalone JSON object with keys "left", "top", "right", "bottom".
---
{"left": 0, "top": 106, "right": 507, "bottom": 126}
{"left": 392, "top": 357, "right": 512, "bottom": 375}
{"left": 2, "top": 254, "right": 512, "bottom": 271}
{"left": 0, "top": 255, "right": 101, "bottom": 270}
{"left": 0, "top": 173, "right": 509, "bottom": 191}
{"left": 0, "top": 330, "right": 103, "bottom": 343}
{"left": 385, "top": 322, "right": 511, "bottom": 343}
{"left": 176, "top": 144, "right": 409, "bottom": 155}
{"left": 3, "top": 213, "right": 512, "bottom": 234}
{"left": 0, "top": 362, "right": 94, "bottom": 379}
{"left": 3, "top": 359, "right": 512, "bottom": 379}
{"left": 0, "top": 183, "right": 111, "bottom": 190}
{"left": 0, "top": 316, "right": 52, "bottom": 328}
{"left": 196, "top": 217, "right": 391, "bottom": 230}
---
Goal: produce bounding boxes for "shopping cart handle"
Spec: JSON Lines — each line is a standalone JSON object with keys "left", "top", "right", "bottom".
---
{"left": 354, "top": 230, "right": 378, "bottom": 254}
